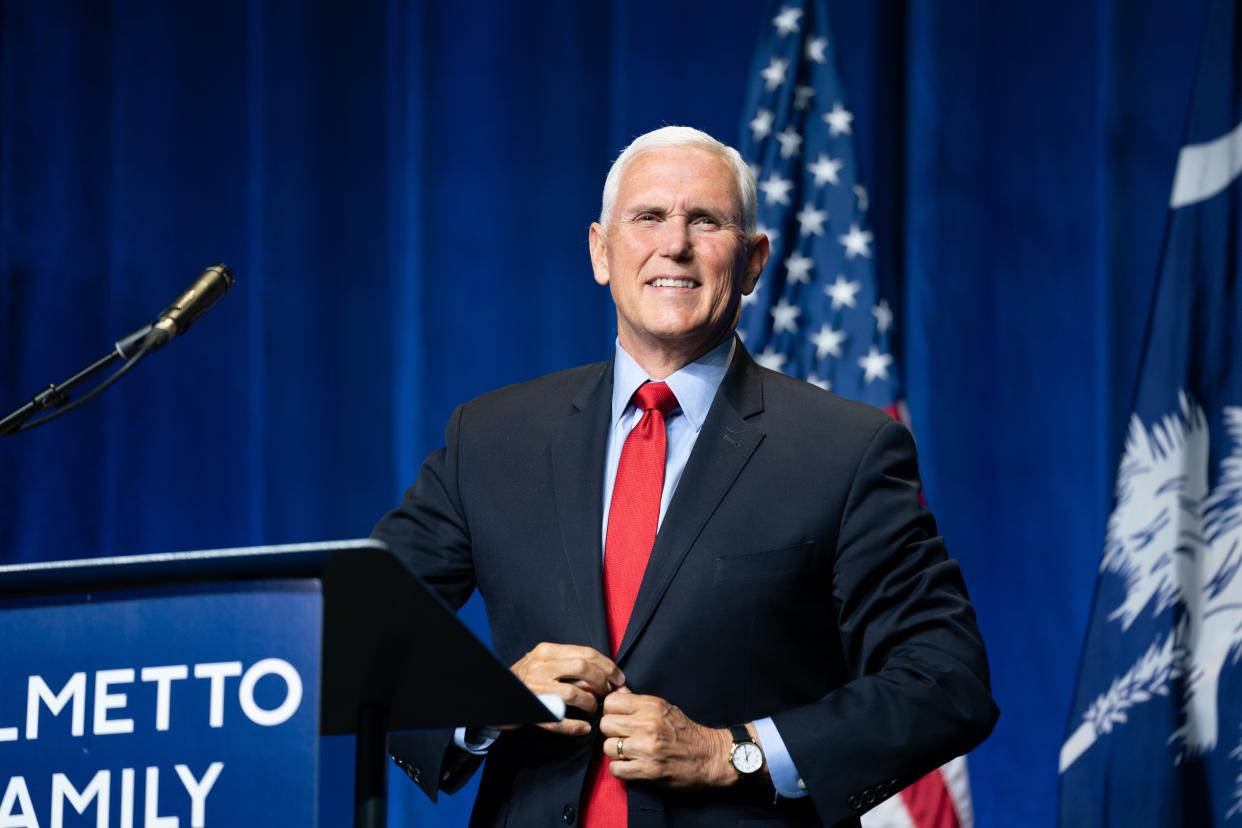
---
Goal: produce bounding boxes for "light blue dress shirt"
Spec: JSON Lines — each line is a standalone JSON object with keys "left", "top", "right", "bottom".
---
{"left": 458, "top": 338, "right": 806, "bottom": 799}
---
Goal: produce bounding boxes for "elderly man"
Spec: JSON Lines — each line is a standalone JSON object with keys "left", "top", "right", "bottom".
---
{"left": 375, "top": 126, "right": 997, "bottom": 827}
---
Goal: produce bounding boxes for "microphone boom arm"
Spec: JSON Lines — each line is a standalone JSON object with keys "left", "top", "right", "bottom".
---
{"left": 0, "top": 265, "right": 233, "bottom": 436}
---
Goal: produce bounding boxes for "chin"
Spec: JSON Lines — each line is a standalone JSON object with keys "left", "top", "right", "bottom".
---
{"left": 642, "top": 315, "right": 711, "bottom": 340}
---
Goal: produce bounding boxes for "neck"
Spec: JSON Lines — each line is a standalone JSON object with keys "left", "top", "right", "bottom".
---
{"left": 618, "top": 330, "right": 734, "bottom": 380}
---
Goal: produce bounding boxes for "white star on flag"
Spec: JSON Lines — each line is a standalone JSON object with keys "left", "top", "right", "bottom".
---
{"left": 775, "top": 126, "right": 803, "bottom": 159}
{"left": 741, "top": 282, "right": 761, "bottom": 307}
{"left": 761, "top": 57, "right": 789, "bottom": 91}
{"left": 756, "top": 223, "right": 779, "bottom": 242}
{"left": 810, "top": 323, "right": 846, "bottom": 358}
{"left": 772, "top": 6, "right": 803, "bottom": 36}
{"left": 824, "top": 102, "right": 854, "bottom": 136}
{"left": 785, "top": 251, "right": 814, "bottom": 284}
{"left": 824, "top": 275, "right": 861, "bottom": 309}
{"left": 796, "top": 203, "right": 828, "bottom": 236}
{"left": 805, "top": 37, "right": 828, "bottom": 64}
{"left": 794, "top": 85, "right": 815, "bottom": 111}
{"left": 839, "top": 222, "right": 873, "bottom": 259}
{"left": 872, "top": 300, "right": 893, "bottom": 333}
{"left": 858, "top": 346, "right": 893, "bottom": 383}
{"left": 749, "top": 109, "right": 774, "bottom": 141}
{"left": 760, "top": 172, "right": 794, "bottom": 206}
{"left": 808, "top": 154, "right": 843, "bottom": 187}
{"left": 806, "top": 373, "right": 831, "bottom": 391}
{"left": 770, "top": 298, "right": 801, "bottom": 333}
{"left": 756, "top": 346, "right": 787, "bottom": 372}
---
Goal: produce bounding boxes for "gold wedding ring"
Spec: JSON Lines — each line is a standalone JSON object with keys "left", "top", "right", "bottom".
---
{"left": 617, "top": 738, "right": 626, "bottom": 760}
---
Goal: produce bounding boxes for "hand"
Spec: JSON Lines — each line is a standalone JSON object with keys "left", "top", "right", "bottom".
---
{"left": 507, "top": 643, "right": 625, "bottom": 736}
{"left": 598, "top": 688, "right": 741, "bottom": 789}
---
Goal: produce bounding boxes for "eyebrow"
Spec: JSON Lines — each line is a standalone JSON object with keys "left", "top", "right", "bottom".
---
{"left": 624, "top": 205, "right": 739, "bottom": 223}
{"left": 625, "top": 205, "right": 667, "bottom": 217}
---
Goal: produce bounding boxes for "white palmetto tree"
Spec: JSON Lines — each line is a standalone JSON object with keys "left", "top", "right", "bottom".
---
{"left": 1062, "top": 396, "right": 1242, "bottom": 793}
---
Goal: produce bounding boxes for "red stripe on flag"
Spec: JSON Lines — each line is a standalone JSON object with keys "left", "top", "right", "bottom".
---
{"left": 899, "top": 769, "right": 962, "bottom": 828}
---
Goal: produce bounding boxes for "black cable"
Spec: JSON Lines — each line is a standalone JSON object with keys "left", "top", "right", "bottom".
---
{"left": 13, "top": 336, "right": 157, "bottom": 434}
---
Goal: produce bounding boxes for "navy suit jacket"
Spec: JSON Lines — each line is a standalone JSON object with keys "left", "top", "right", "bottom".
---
{"left": 374, "top": 341, "right": 997, "bottom": 827}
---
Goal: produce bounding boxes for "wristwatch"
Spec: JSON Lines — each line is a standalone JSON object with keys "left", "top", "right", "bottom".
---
{"left": 728, "top": 725, "right": 765, "bottom": 776}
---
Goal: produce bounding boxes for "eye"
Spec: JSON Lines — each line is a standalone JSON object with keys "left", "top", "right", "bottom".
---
{"left": 634, "top": 212, "right": 660, "bottom": 223}
{"left": 692, "top": 215, "right": 721, "bottom": 228}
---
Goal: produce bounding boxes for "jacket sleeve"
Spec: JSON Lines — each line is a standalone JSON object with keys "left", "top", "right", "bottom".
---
{"left": 771, "top": 419, "right": 999, "bottom": 825}
{"left": 372, "top": 404, "right": 487, "bottom": 800}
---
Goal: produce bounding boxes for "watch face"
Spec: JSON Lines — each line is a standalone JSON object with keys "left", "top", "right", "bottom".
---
{"left": 731, "top": 742, "right": 764, "bottom": 774}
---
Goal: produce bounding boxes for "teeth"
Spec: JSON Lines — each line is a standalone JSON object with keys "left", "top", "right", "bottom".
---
{"left": 651, "top": 278, "right": 697, "bottom": 288}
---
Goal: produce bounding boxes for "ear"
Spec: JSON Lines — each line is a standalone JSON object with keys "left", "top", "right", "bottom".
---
{"left": 741, "top": 231, "right": 770, "bottom": 294}
{"left": 589, "top": 222, "right": 610, "bottom": 286}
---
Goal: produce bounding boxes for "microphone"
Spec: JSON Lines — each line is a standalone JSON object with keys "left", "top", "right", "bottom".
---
{"left": 1, "top": 263, "right": 236, "bottom": 436}
{"left": 146, "top": 264, "right": 235, "bottom": 348}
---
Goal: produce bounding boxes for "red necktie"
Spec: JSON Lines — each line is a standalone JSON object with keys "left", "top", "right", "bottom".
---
{"left": 583, "top": 381, "right": 679, "bottom": 828}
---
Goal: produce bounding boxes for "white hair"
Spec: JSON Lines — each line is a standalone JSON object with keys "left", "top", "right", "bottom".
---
{"left": 598, "top": 126, "right": 758, "bottom": 235}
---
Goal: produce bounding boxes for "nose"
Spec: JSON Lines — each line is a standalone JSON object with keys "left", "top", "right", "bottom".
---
{"left": 659, "top": 217, "right": 692, "bottom": 260}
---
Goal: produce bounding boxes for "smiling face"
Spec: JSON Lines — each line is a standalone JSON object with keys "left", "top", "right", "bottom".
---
{"left": 589, "top": 145, "right": 769, "bottom": 377}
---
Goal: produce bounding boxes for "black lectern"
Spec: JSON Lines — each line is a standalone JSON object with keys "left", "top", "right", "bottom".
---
{"left": 0, "top": 540, "right": 552, "bottom": 828}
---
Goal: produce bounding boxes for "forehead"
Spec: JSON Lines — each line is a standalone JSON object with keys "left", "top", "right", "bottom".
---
{"left": 615, "top": 146, "right": 741, "bottom": 212}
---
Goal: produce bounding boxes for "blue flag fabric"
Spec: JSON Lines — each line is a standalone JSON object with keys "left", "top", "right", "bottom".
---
{"left": 1059, "top": 0, "right": 1242, "bottom": 823}
{"left": 736, "top": 0, "right": 900, "bottom": 412}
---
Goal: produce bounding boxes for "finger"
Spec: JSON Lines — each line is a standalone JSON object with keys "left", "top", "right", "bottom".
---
{"left": 529, "top": 644, "right": 622, "bottom": 674}
{"left": 542, "top": 681, "right": 601, "bottom": 716}
{"left": 608, "top": 756, "right": 649, "bottom": 781}
{"left": 535, "top": 718, "right": 591, "bottom": 737}
{"left": 520, "top": 653, "right": 623, "bottom": 695}
{"left": 602, "top": 690, "right": 647, "bottom": 715}
{"left": 519, "top": 659, "right": 595, "bottom": 692}
{"left": 618, "top": 733, "right": 656, "bottom": 760}
{"left": 518, "top": 677, "right": 599, "bottom": 716}
{"left": 534, "top": 644, "right": 624, "bottom": 689}
{"left": 598, "top": 713, "right": 634, "bottom": 738}
{"left": 549, "top": 657, "right": 617, "bottom": 696}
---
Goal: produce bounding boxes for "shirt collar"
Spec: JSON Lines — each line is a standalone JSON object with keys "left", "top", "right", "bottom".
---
{"left": 610, "top": 336, "right": 735, "bottom": 433}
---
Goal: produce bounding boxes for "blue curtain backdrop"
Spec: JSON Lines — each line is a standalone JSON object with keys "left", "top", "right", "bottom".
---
{"left": 0, "top": 1, "right": 1211, "bottom": 824}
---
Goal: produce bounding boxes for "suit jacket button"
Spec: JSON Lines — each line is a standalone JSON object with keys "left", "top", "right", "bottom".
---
{"left": 848, "top": 795, "right": 862, "bottom": 811}
{"left": 863, "top": 789, "right": 876, "bottom": 805}
{"left": 410, "top": 767, "right": 422, "bottom": 784}
{"left": 562, "top": 804, "right": 577, "bottom": 824}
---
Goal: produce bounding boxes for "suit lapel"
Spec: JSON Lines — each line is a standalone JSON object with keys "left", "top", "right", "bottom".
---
{"left": 550, "top": 361, "right": 612, "bottom": 656}
{"left": 615, "top": 342, "right": 766, "bottom": 665}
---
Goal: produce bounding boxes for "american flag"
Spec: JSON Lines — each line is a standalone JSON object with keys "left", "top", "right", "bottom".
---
{"left": 738, "top": 3, "right": 974, "bottom": 827}
{"left": 737, "top": 0, "right": 896, "bottom": 416}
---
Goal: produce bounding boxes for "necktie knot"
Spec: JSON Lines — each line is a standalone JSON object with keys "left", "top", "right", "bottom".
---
{"left": 632, "top": 381, "right": 679, "bottom": 417}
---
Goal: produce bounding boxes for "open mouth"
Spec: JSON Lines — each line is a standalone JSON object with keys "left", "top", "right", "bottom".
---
{"left": 647, "top": 277, "right": 699, "bottom": 289}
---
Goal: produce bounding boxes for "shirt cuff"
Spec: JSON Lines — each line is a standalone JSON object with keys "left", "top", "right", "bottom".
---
{"left": 452, "top": 726, "right": 500, "bottom": 755}
{"left": 753, "top": 717, "right": 808, "bottom": 799}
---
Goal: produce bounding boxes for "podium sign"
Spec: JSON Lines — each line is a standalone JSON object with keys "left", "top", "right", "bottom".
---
{"left": 0, "top": 580, "right": 322, "bottom": 827}
{"left": 0, "top": 540, "right": 554, "bottom": 828}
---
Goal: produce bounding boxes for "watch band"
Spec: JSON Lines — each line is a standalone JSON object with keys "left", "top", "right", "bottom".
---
{"left": 729, "top": 724, "right": 753, "bottom": 744}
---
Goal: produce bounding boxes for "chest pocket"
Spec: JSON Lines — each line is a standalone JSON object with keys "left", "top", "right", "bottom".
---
{"left": 713, "top": 541, "right": 819, "bottom": 584}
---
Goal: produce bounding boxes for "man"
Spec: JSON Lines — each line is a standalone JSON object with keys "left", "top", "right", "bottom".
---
{"left": 375, "top": 126, "right": 997, "bottom": 827}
